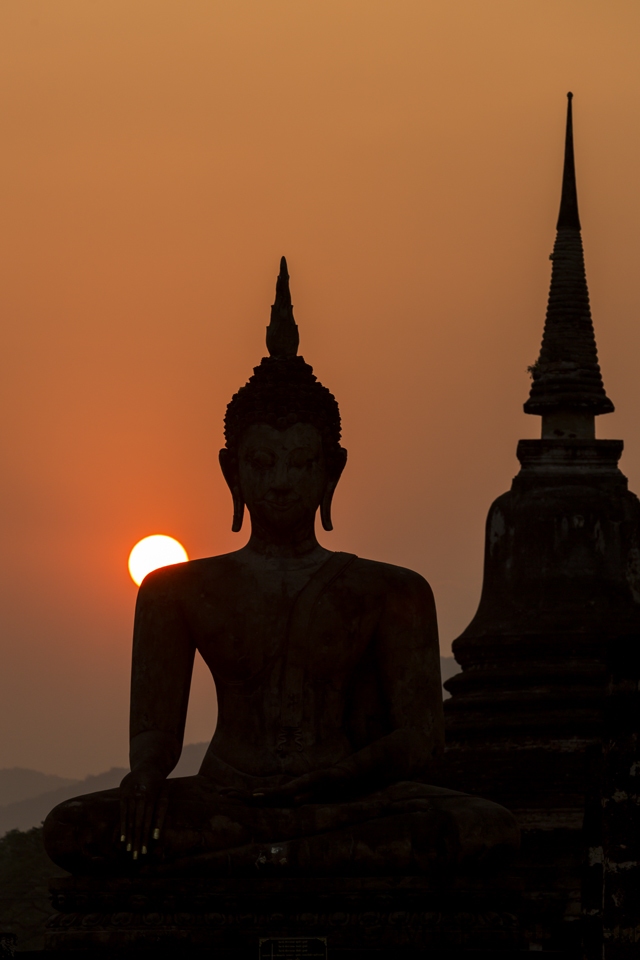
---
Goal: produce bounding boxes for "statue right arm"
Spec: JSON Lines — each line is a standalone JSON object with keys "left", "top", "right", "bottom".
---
{"left": 120, "top": 565, "right": 196, "bottom": 858}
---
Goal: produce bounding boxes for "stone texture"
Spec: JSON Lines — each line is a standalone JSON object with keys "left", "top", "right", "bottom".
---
{"left": 45, "top": 874, "right": 524, "bottom": 956}
{"left": 445, "top": 439, "right": 640, "bottom": 750}
{"left": 601, "top": 639, "right": 640, "bottom": 960}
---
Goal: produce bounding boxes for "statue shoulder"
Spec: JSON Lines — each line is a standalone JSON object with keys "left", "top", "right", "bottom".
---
{"left": 348, "top": 556, "right": 434, "bottom": 599}
{"left": 346, "top": 558, "right": 437, "bottom": 639}
{"left": 136, "top": 552, "right": 240, "bottom": 596}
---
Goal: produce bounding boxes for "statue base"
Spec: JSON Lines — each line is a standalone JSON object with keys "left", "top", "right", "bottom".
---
{"left": 45, "top": 874, "right": 525, "bottom": 957}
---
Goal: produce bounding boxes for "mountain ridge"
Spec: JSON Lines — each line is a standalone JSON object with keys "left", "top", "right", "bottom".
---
{"left": 0, "top": 769, "right": 78, "bottom": 808}
{"left": 0, "top": 742, "right": 210, "bottom": 836}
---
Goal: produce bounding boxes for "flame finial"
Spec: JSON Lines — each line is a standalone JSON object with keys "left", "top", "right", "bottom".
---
{"left": 266, "top": 256, "right": 299, "bottom": 359}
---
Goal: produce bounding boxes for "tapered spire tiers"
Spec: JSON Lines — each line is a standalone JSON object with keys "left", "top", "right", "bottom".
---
{"left": 524, "top": 94, "right": 613, "bottom": 427}
{"left": 556, "top": 92, "right": 580, "bottom": 230}
{"left": 266, "top": 256, "right": 300, "bottom": 359}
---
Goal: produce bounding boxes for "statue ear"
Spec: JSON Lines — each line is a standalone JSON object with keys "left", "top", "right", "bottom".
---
{"left": 320, "top": 447, "right": 347, "bottom": 532}
{"left": 219, "top": 448, "right": 245, "bottom": 533}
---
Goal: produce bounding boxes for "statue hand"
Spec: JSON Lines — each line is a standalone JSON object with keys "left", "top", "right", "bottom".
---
{"left": 251, "top": 767, "right": 348, "bottom": 806}
{"left": 119, "top": 766, "right": 169, "bottom": 860}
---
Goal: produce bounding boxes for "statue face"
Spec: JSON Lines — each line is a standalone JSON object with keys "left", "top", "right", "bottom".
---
{"left": 237, "top": 422, "right": 328, "bottom": 532}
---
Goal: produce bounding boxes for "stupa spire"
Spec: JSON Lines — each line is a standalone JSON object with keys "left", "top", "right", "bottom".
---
{"left": 266, "top": 256, "right": 299, "bottom": 359}
{"left": 524, "top": 93, "right": 613, "bottom": 437}
{"left": 556, "top": 92, "right": 580, "bottom": 231}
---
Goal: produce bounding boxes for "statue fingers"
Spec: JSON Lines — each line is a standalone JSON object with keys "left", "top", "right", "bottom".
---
{"left": 153, "top": 791, "right": 169, "bottom": 842}
{"left": 250, "top": 787, "right": 289, "bottom": 806}
{"left": 219, "top": 787, "right": 246, "bottom": 800}
{"left": 293, "top": 791, "right": 314, "bottom": 806}
{"left": 124, "top": 797, "right": 135, "bottom": 853}
{"left": 251, "top": 775, "right": 314, "bottom": 805}
{"left": 274, "top": 774, "right": 315, "bottom": 797}
{"left": 141, "top": 796, "right": 156, "bottom": 855}
{"left": 119, "top": 797, "right": 128, "bottom": 848}
{"left": 132, "top": 796, "right": 146, "bottom": 860}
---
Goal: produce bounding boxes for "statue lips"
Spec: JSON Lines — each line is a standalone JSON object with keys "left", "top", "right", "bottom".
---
{"left": 261, "top": 497, "right": 301, "bottom": 512}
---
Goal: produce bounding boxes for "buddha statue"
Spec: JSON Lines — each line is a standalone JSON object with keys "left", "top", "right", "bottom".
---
{"left": 44, "top": 259, "right": 518, "bottom": 878}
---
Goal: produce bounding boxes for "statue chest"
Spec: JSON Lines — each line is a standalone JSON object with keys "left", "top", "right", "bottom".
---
{"left": 193, "top": 591, "right": 376, "bottom": 692}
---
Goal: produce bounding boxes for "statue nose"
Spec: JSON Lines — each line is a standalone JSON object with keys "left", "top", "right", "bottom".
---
{"left": 270, "top": 461, "right": 293, "bottom": 491}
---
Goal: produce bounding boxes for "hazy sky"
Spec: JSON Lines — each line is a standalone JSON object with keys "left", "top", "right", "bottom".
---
{"left": 1, "top": 1, "right": 640, "bottom": 777}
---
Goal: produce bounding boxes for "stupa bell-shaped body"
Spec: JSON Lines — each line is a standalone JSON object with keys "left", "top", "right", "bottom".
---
{"left": 442, "top": 96, "right": 640, "bottom": 817}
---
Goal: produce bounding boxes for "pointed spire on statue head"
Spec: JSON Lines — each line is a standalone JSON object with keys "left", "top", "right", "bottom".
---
{"left": 524, "top": 94, "right": 613, "bottom": 432}
{"left": 266, "top": 256, "right": 300, "bottom": 359}
{"left": 556, "top": 92, "right": 581, "bottom": 231}
{"left": 224, "top": 255, "right": 344, "bottom": 531}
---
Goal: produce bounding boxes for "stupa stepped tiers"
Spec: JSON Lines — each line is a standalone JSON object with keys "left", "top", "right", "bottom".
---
{"left": 442, "top": 95, "right": 640, "bottom": 953}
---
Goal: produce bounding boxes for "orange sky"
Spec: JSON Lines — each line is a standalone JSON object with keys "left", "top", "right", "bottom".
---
{"left": 1, "top": 0, "right": 640, "bottom": 777}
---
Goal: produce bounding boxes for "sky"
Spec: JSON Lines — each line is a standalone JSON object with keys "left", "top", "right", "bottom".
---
{"left": 1, "top": 0, "right": 640, "bottom": 778}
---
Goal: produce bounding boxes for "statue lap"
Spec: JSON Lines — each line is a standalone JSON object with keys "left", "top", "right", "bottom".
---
{"left": 44, "top": 777, "right": 518, "bottom": 877}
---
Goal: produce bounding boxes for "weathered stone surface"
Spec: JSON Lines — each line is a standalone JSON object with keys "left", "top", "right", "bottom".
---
{"left": 601, "top": 639, "right": 640, "bottom": 960}
{"left": 0, "top": 933, "right": 16, "bottom": 958}
{"left": 446, "top": 438, "right": 640, "bottom": 750}
{"left": 45, "top": 874, "right": 524, "bottom": 955}
{"left": 580, "top": 744, "right": 604, "bottom": 960}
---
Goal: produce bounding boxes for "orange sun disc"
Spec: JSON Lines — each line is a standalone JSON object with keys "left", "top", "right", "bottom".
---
{"left": 128, "top": 535, "right": 189, "bottom": 586}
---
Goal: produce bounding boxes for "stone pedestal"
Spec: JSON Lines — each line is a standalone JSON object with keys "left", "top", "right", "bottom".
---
{"left": 45, "top": 874, "right": 524, "bottom": 957}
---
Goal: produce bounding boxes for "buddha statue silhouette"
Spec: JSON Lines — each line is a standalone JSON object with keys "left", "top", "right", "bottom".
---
{"left": 44, "top": 259, "right": 518, "bottom": 877}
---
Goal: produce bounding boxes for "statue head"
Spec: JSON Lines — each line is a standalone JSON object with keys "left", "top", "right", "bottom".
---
{"left": 219, "top": 258, "right": 347, "bottom": 534}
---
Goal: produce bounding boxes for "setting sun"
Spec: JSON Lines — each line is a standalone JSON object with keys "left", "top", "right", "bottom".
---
{"left": 128, "top": 535, "right": 189, "bottom": 586}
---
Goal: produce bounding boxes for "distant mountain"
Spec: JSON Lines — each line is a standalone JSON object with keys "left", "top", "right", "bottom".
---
{"left": 0, "top": 768, "right": 126, "bottom": 836}
{"left": 0, "top": 768, "right": 78, "bottom": 808}
{"left": 0, "top": 742, "right": 209, "bottom": 837}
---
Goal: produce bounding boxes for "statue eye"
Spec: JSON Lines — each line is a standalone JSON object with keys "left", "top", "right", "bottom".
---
{"left": 249, "top": 450, "right": 274, "bottom": 468}
{"left": 289, "top": 450, "right": 318, "bottom": 469}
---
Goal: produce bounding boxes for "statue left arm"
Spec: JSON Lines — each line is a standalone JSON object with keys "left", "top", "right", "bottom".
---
{"left": 257, "top": 570, "right": 444, "bottom": 805}
{"left": 120, "top": 566, "right": 196, "bottom": 856}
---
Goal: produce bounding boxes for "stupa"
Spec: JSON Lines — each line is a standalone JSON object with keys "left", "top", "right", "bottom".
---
{"left": 441, "top": 94, "right": 640, "bottom": 952}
